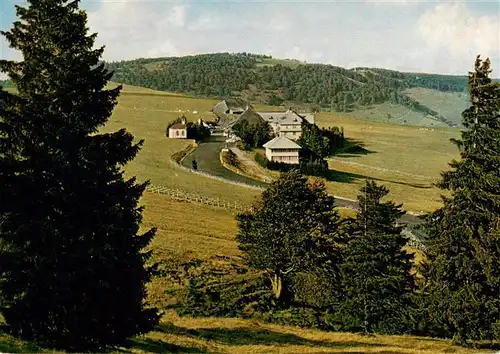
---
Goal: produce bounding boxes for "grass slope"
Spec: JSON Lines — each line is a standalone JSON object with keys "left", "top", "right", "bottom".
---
{"left": 345, "top": 102, "right": 449, "bottom": 128}
{"left": 102, "top": 83, "right": 460, "bottom": 213}
{"left": 405, "top": 87, "right": 468, "bottom": 127}
{"left": 1, "top": 192, "right": 492, "bottom": 353}
{"left": 315, "top": 112, "right": 459, "bottom": 212}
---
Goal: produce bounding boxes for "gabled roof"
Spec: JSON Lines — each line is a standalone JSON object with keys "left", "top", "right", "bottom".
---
{"left": 170, "top": 123, "right": 186, "bottom": 129}
{"left": 212, "top": 99, "right": 248, "bottom": 115}
{"left": 263, "top": 136, "right": 302, "bottom": 150}
{"left": 212, "top": 100, "right": 229, "bottom": 114}
{"left": 229, "top": 107, "right": 266, "bottom": 127}
{"left": 257, "top": 109, "right": 315, "bottom": 125}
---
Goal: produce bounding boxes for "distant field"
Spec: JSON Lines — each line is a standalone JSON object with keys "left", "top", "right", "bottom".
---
{"left": 5, "top": 82, "right": 461, "bottom": 212}
{"left": 99, "top": 87, "right": 261, "bottom": 206}
{"left": 257, "top": 57, "right": 304, "bottom": 69}
{"left": 103, "top": 84, "right": 460, "bottom": 213}
{"left": 345, "top": 102, "right": 449, "bottom": 128}
{"left": 405, "top": 87, "right": 468, "bottom": 127}
{"left": 316, "top": 112, "right": 459, "bottom": 212}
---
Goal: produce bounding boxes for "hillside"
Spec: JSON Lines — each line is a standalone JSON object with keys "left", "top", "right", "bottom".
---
{"left": 102, "top": 52, "right": 471, "bottom": 128}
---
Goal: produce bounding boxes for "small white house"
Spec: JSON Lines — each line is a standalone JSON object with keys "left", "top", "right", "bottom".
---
{"left": 263, "top": 136, "right": 301, "bottom": 164}
{"left": 168, "top": 118, "right": 187, "bottom": 139}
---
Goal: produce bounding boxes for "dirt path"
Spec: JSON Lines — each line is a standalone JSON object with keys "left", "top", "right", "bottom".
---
{"left": 229, "top": 147, "right": 275, "bottom": 183}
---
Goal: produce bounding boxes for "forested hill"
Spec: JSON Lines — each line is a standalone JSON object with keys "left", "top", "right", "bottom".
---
{"left": 102, "top": 53, "right": 471, "bottom": 127}
{"left": 1, "top": 52, "right": 471, "bottom": 127}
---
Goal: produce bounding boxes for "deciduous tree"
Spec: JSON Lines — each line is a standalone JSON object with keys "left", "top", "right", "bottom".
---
{"left": 235, "top": 171, "right": 343, "bottom": 306}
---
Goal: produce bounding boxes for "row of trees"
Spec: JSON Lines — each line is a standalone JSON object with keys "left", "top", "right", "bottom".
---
{"left": 179, "top": 172, "right": 416, "bottom": 333}
{"left": 177, "top": 56, "right": 500, "bottom": 345}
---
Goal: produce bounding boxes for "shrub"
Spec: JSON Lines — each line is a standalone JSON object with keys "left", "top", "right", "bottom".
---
{"left": 176, "top": 272, "right": 272, "bottom": 318}
{"left": 299, "top": 159, "right": 329, "bottom": 177}
{"left": 254, "top": 152, "right": 296, "bottom": 172}
{"left": 222, "top": 150, "right": 240, "bottom": 169}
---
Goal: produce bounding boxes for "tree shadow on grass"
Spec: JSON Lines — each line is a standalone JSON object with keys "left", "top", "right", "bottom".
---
{"left": 118, "top": 337, "right": 209, "bottom": 354}
{"left": 336, "top": 138, "right": 377, "bottom": 158}
{"left": 127, "top": 337, "right": 209, "bottom": 353}
{"left": 156, "top": 323, "right": 387, "bottom": 350}
{"left": 325, "top": 170, "right": 432, "bottom": 190}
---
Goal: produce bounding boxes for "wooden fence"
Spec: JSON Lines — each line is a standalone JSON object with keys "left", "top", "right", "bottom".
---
{"left": 146, "top": 184, "right": 247, "bottom": 212}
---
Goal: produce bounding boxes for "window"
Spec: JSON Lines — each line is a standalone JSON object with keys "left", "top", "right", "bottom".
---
{"left": 181, "top": 130, "right": 185, "bottom": 136}
{"left": 176, "top": 131, "right": 179, "bottom": 136}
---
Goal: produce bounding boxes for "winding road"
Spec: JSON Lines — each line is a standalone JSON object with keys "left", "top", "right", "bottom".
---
{"left": 182, "top": 137, "right": 425, "bottom": 228}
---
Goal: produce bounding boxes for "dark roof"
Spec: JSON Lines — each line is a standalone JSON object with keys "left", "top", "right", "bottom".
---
{"left": 170, "top": 123, "right": 186, "bottom": 129}
{"left": 230, "top": 107, "right": 266, "bottom": 127}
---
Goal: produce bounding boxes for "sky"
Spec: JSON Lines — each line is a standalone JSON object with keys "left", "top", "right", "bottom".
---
{"left": 0, "top": 0, "right": 499, "bottom": 75}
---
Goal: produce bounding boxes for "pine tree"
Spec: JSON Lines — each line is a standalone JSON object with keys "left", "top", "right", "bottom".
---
{"left": 336, "top": 180, "right": 415, "bottom": 334}
{"left": 0, "top": 0, "right": 159, "bottom": 350}
{"left": 420, "top": 56, "right": 500, "bottom": 344}
{"left": 235, "top": 170, "right": 343, "bottom": 306}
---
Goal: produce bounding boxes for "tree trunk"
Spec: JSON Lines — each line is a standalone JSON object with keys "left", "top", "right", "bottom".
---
{"left": 271, "top": 272, "right": 283, "bottom": 300}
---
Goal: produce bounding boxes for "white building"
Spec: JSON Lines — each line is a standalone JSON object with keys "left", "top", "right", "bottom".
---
{"left": 257, "top": 109, "right": 315, "bottom": 140}
{"left": 263, "top": 136, "right": 301, "bottom": 164}
{"left": 168, "top": 118, "right": 187, "bottom": 139}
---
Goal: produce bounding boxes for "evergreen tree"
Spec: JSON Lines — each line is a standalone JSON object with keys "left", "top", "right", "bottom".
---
{"left": 336, "top": 180, "right": 415, "bottom": 334}
{"left": 0, "top": 0, "right": 159, "bottom": 350}
{"left": 420, "top": 56, "right": 500, "bottom": 344}
{"left": 235, "top": 171, "right": 343, "bottom": 306}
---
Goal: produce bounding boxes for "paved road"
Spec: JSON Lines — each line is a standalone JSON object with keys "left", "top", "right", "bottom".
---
{"left": 333, "top": 197, "right": 424, "bottom": 227}
{"left": 182, "top": 137, "right": 268, "bottom": 188}
{"left": 184, "top": 138, "right": 425, "bottom": 227}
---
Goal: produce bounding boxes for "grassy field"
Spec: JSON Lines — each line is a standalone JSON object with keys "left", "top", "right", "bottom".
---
{"left": 7, "top": 81, "right": 460, "bottom": 212}
{"left": 3, "top": 308, "right": 496, "bottom": 354}
{"left": 405, "top": 88, "right": 468, "bottom": 127}
{"left": 98, "top": 87, "right": 261, "bottom": 206}
{"left": 345, "top": 102, "right": 449, "bottom": 128}
{"left": 1, "top": 191, "right": 492, "bottom": 353}
{"left": 315, "top": 112, "right": 459, "bottom": 212}
{"left": 99, "top": 83, "right": 461, "bottom": 213}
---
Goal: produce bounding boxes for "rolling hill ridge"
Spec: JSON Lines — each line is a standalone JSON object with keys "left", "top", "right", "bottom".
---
{"left": 102, "top": 52, "right": 472, "bottom": 128}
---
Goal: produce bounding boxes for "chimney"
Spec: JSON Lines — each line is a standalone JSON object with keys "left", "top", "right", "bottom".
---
{"left": 181, "top": 116, "right": 187, "bottom": 125}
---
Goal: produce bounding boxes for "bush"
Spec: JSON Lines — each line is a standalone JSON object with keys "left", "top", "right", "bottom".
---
{"left": 222, "top": 150, "right": 240, "bottom": 169}
{"left": 176, "top": 272, "right": 272, "bottom": 318}
{"left": 254, "top": 152, "right": 296, "bottom": 172}
{"left": 299, "top": 159, "right": 329, "bottom": 177}
{"left": 255, "top": 152, "right": 328, "bottom": 177}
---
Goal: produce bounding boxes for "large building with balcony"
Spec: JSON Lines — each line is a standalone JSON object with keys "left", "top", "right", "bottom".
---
{"left": 257, "top": 109, "right": 314, "bottom": 140}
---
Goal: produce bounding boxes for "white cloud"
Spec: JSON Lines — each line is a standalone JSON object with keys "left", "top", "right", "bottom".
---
{"left": 166, "top": 5, "right": 188, "bottom": 27}
{"left": 417, "top": 2, "right": 500, "bottom": 73}
{"left": 69, "top": 1, "right": 498, "bottom": 74}
{"left": 86, "top": 1, "right": 191, "bottom": 60}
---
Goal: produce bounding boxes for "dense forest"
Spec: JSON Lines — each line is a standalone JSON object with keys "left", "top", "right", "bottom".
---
{"left": 100, "top": 53, "right": 472, "bottom": 127}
